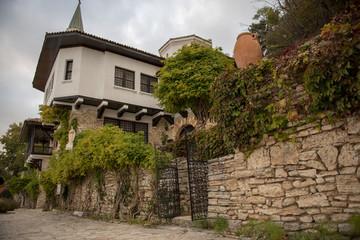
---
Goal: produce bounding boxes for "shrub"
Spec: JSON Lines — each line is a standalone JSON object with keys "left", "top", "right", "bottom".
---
{"left": 213, "top": 217, "right": 229, "bottom": 234}
{"left": 0, "top": 197, "right": 18, "bottom": 213}
{"left": 193, "top": 219, "right": 214, "bottom": 229}
{"left": 349, "top": 214, "right": 360, "bottom": 238}
{"left": 236, "top": 219, "right": 285, "bottom": 240}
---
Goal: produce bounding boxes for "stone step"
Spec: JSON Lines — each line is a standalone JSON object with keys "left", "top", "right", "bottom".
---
{"left": 171, "top": 215, "right": 192, "bottom": 227}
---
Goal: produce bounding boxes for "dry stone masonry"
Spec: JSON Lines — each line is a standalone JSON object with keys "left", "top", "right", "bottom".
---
{"left": 208, "top": 115, "right": 360, "bottom": 232}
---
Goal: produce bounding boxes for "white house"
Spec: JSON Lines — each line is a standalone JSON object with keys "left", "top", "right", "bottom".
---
{"left": 30, "top": 2, "right": 209, "bottom": 157}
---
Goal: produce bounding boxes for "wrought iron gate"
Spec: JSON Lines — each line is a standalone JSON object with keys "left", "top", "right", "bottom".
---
{"left": 155, "top": 146, "right": 181, "bottom": 219}
{"left": 185, "top": 131, "right": 208, "bottom": 221}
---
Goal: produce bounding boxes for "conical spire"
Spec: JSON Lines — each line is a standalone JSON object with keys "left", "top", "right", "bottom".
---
{"left": 67, "top": 1, "right": 84, "bottom": 32}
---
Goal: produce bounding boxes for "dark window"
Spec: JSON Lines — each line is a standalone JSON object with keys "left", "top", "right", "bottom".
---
{"left": 104, "top": 118, "right": 148, "bottom": 142}
{"left": 65, "top": 60, "right": 73, "bottom": 80}
{"left": 141, "top": 74, "right": 157, "bottom": 93}
{"left": 114, "top": 67, "right": 135, "bottom": 89}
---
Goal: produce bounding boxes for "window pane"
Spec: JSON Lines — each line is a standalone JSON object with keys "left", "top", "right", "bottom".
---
{"left": 120, "top": 121, "right": 134, "bottom": 133}
{"left": 104, "top": 118, "right": 119, "bottom": 126}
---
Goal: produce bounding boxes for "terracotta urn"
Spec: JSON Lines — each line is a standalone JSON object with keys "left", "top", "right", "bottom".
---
{"left": 233, "top": 32, "right": 262, "bottom": 69}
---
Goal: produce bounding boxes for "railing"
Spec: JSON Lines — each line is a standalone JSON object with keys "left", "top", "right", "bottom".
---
{"left": 31, "top": 146, "right": 53, "bottom": 155}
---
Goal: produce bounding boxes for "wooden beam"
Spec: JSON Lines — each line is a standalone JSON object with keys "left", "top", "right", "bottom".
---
{"left": 74, "top": 98, "right": 84, "bottom": 110}
{"left": 97, "top": 101, "right": 108, "bottom": 119}
{"left": 135, "top": 108, "right": 147, "bottom": 121}
{"left": 117, "top": 105, "right": 129, "bottom": 118}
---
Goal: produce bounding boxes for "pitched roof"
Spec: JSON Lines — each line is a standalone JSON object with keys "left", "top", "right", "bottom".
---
{"left": 33, "top": 30, "right": 163, "bottom": 92}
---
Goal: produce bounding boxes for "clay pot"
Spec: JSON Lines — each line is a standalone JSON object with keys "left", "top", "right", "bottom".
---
{"left": 233, "top": 32, "right": 262, "bottom": 69}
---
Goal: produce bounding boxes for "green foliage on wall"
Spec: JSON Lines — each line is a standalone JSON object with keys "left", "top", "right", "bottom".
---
{"left": 45, "top": 125, "right": 155, "bottom": 185}
{"left": 39, "top": 105, "right": 77, "bottom": 150}
{"left": 211, "top": 4, "right": 360, "bottom": 151}
{"left": 7, "top": 175, "right": 31, "bottom": 195}
{"left": 155, "top": 42, "right": 234, "bottom": 123}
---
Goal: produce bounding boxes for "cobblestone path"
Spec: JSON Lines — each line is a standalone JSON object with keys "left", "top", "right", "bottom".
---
{"left": 0, "top": 209, "right": 235, "bottom": 240}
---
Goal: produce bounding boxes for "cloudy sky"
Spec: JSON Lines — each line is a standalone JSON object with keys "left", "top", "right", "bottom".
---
{"left": 0, "top": 0, "right": 265, "bottom": 145}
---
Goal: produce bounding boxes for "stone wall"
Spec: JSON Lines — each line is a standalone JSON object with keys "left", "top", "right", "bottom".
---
{"left": 60, "top": 169, "right": 155, "bottom": 219}
{"left": 208, "top": 115, "right": 360, "bottom": 232}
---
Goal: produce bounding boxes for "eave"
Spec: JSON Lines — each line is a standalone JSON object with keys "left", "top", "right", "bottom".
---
{"left": 33, "top": 30, "right": 164, "bottom": 92}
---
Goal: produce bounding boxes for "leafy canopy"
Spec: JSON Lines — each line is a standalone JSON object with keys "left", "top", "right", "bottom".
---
{"left": 0, "top": 123, "right": 26, "bottom": 179}
{"left": 155, "top": 43, "right": 234, "bottom": 123}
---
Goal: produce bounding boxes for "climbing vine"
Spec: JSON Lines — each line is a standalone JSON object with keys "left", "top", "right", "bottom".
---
{"left": 39, "top": 105, "right": 78, "bottom": 150}
{"left": 210, "top": 4, "right": 360, "bottom": 151}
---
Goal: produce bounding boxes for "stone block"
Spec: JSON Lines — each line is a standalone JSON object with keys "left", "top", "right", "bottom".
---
{"left": 234, "top": 152, "right": 246, "bottom": 165}
{"left": 282, "top": 181, "right": 293, "bottom": 190}
{"left": 248, "top": 214, "right": 269, "bottom": 220}
{"left": 270, "top": 142, "right": 299, "bottom": 165}
{"left": 246, "top": 196, "right": 265, "bottom": 204}
{"left": 299, "top": 151, "right": 317, "bottom": 161}
{"left": 279, "top": 206, "right": 305, "bottom": 216}
{"left": 254, "top": 168, "right": 274, "bottom": 178}
{"left": 349, "top": 195, "right": 360, "bottom": 202}
{"left": 357, "top": 167, "right": 360, "bottom": 178}
{"left": 284, "top": 222, "right": 300, "bottom": 231}
{"left": 302, "top": 130, "right": 347, "bottom": 149}
{"left": 338, "top": 223, "right": 354, "bottom": 235}
{"left": 281, "top": 216, "right": 297, "bottom": 221}
{"left": 317, "top": 170, "right": 338, "bottom": 178}
{"left": 339, "top": 167, "right": 357, "bottom": 175}
{"left": 298, "top": 169, "right": 317, "bottom": 178}
{"left": 339, "top": 144, "right": 359, "bottom": 167}
{"left": 275, "top": 168, "right": 288, "bottom": 178}
{"left": 347, "top": 116, "right": 360, "bottom": 134}
{"left": 324, "top": 176, "right": 335, "bottom": 183}
{"left": 305, "top": 161, "right": 326, "bottom": 170}
{"left": 272, "top": 199, "right": 282, "bottom": 208}
{"left": 256, "top": 207, "right": 279, "bottom": 215}
{"left": 300, "top": 215, "right": 313, "bottom": 223}
{"left": 235, "top": 170, "right": 255, "bottom": 179}
{"left": 286, "top": 188, "right": 309, "bottom": 197}
{"left": 313, "top": 214, "right": 329, "bottom": 223}
{"left": 293, "top": 179, "right": 316, "bottom": 188}
{"left": 306, "top": 208, "right": 320, "bottom": 214}
{"left": 320, "top": 207, "right": 343, "bottom": 214}
{"left": 297, "top": 193, "right": 329, "bottom": 208}
{"left": 258, "top": 184, "right": 284, "bottom": 197}
{"left": 331, "top": 213, "right": 351, "bottom": 222}
{"left": 316, "top": 183, "right": 336, "bottom": 192}
{"left": 316, "top": 178, "right": 325, "bottom": 184}
{"left": 248, "top": 178, "right": 265, "bottom": 185}
{"left": 336, "top": 175, "right": 360, "bottom": 194}
{"left": 282, "top": 197, "right": 296, "bottom": 207}
{"left": 247, "top": 147, "right": 270, "bottom": 169}
{"left": 331, "top": 201, "right": 347, "bottom": 207}
{"left": 237, "top": 212, "right": 249, "bottom": 220}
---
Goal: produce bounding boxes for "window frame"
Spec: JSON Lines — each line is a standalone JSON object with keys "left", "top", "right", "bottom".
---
{"left": 104, "top": 118, "right": 148, "bottom": 142}
{"left": 114, "top": 66, "right": 135, "bottom": 90}
{"left": 65, "top": 60, "right": 73, "bottom": 80}
{"left": 140, "top": 73, "right": 158, "bottom": 94}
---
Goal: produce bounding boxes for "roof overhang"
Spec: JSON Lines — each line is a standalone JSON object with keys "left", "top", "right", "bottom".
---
{"left": 33, "top": 30, "right": 164, "bottom": 92}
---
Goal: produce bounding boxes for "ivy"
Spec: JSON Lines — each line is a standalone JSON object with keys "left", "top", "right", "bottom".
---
{"left": 45, "top": 125, "right": 155, "bottom": 185}
{"left": 210, "top": 4, "right": 360, "bottom": 151}
{"left": 39, "top": 105, "right": 78, "bottom": 150}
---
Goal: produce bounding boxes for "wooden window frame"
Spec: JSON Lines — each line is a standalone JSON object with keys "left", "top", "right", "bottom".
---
{"left": 65, "top": 60, "right": 73, "bottom": 80}
{"left": 104, "top": 118, "right": 148, "bottom": 142}
{"left": 114, "top": 67, "right": 135, "bottom": 90}
{"left": 140, "top": 74, "right": 157, "bottom": 93}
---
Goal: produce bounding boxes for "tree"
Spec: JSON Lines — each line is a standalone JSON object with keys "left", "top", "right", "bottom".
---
{"left": 155, "top": 43, "right": 234, "bottom": 124}
{"left": 0, "top": 123, "right": 26, "bottom": 179}
{"left": 249, "top": 0, "right": 348, "bottom": 57}
{"left": 248, "top": 6, "right": 281, "bottom": 56}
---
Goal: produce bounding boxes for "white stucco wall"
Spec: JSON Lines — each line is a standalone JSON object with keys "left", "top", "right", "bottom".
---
{"left": 44, "top": 46, "right": 160, "bottom": 110}
{"left": 159, "top": 37, "right": 212, "bottom": 58}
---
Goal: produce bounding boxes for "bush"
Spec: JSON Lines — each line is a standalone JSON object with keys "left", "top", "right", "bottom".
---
{"left": 236, "top": 219, "right": 285, "bottom": 240}
{"left": 213, "top": 217, "right": 229, "bottom": 234}
{"left": 193, "top": 219, "right": 214, "bottom": 229}
{"left": 349, "top": 214, "right": 360, "bottom": 238}
{"left": 0, "top": 197, "right": 18, "bottom": 213}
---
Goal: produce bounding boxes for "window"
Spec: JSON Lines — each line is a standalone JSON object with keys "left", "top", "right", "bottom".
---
{"left": 140, "top": 74, "right": 157, "bottom": 93}
{"left": 114, "top": 67, "right": 135, "bottom": 89}
{"left": 104, "top": 118, "right": 148, "bottom": 142}
{"left": 65, "top": 60, "right": 73, "bottom": 80}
